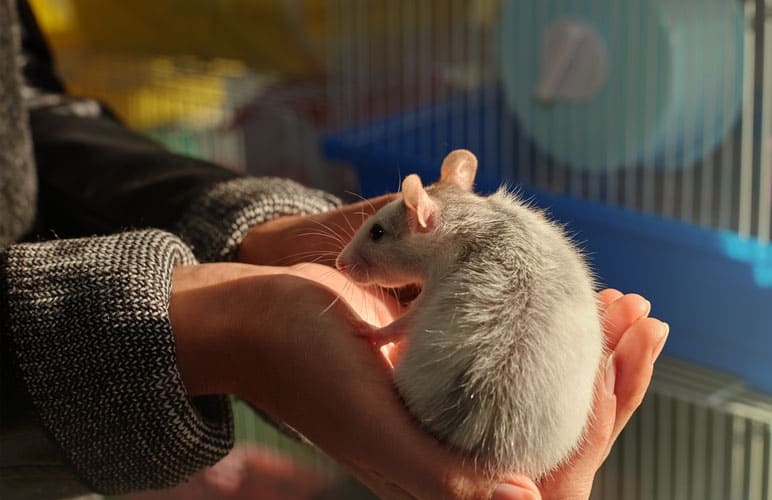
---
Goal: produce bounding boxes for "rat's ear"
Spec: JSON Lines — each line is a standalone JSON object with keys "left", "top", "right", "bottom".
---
{"left": 439, "top": 149, "right": 478, "bottom": 192}
{"left": 402, "top": 174, "right": 437, "bottom": 231}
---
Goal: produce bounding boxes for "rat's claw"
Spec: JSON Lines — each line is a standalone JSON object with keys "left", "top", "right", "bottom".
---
{"left": 353, "top": 317, "right": 409, "bottom": 351}
{"left": 371, "top": 320, "right": 409, "bottom": 344}
{"left": 354, "top": 325, "right": 377, "bottom": 338}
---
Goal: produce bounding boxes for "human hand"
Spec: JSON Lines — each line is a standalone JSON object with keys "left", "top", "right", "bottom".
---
{"left": 171, "top": 262, "right": 460, "bottom": 498}
{"left": 171, "top": 265, "right": 665, "bottom": 500}
{"left": 169, "top": 261, "right": 400, "bottom": 396}
{"left": 236, "top": 194, "right": 397, "bottom": 267}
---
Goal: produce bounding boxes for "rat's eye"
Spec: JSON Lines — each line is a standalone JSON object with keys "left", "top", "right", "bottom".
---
{"left": 369, "top": 223, "right": 385, "bottom": 241}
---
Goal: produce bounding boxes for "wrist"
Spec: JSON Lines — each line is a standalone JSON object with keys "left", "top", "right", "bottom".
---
{"left": 170, "top": 264, "right": 261, "bottom": 396}
{"left": 169, "top": 263, "right": 308, "bottom": 404}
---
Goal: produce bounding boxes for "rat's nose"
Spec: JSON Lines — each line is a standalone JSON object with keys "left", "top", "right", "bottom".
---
{"left": 335, "top": 257, "right": 347, "bottom": 272}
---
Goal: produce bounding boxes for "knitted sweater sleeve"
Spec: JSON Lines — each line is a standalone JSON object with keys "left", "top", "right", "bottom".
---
{"left": 0, "top": 229, "right": 233, "bottom": 494}
{"left": 174, "top": 176, "right": 341, "bottom": 262}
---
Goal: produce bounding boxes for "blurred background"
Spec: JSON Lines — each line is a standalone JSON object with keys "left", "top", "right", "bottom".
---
{"left": 27, "top": 0, "right": 771, "bottom": 498}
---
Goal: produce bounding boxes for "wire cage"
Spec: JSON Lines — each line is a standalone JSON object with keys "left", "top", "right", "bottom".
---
{"left": 325, "top": 0, "right": 771, "bottom": 235}
{"left": 594, "top": 358, "right": 772, "bottom": 500}
{"left": 323, "top": 0, "right": 772, "bottom": 393}
{"left": 323, "top": 2, "right": 772, "bottom": 497}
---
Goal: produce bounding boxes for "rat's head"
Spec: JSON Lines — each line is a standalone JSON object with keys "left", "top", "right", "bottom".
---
{"left": 336, "top": 149, "right": 478, "bottom": 287}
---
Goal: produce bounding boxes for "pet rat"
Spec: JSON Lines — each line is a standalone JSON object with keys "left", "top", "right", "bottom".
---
{"left": 336, "top": 150, "right": 604, "bottom": 479}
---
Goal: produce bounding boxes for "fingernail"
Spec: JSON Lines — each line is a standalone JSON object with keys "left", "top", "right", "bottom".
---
{"left": 605, "top": 354, "right": 616, "bottom": 395}
{"left": 491, "top": 483, "right": 537, "bottom": 500}
{"left": 652, "top": 322, "right": 669, "bottom": 362}
{"left": 643, "top": 300, "right": 652, "bottom": 316}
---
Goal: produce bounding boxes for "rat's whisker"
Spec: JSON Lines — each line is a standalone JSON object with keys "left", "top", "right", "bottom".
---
{"left": 273, "top": 249, "right": 340, "bottom": 263}
{"left": 320, "top": 294, "right": 341, "bottom": 317}
{"left": 344, "top": 279, "right": 355, "bottom": 306}
{"left": 304, "top": 253, "right": 339, "bottom": 265}
{"left": 293, "top": 230, "right": 342, "bottom": 239}
{"left": 273, "top": 251, "right": 343, "bottom": 267}
{"left": 340, "top": 212, "right": 357, "bottom": 238}
{"left": 350, "top": 283, "right": 363, "bottom": 322}
{"left": 344, "top": 190, "right": 366, "bottom": 202}
{"left": 368, "top": 290, "right": 376, "bottom": 327}
{"left": 291, "top": 227, "right": 346, "bottom": 250}
{"left": 309, "top": 219, "right": 349, "bottom": 246}
{"left": 317, "top": 267, "right": 345, "bottom": 283}
{"left": 285, "top": 249, "right": 340, "bottom": 256}
{"left": 375, "top": 285, "right": 386, "bottom": 325}
{"left": 330, "top": 220, "right": 354, "bottom": 242}
{"left": 345, "top": 190, "right": 376, "bottom": 214}
{"left": 294, "top": 231, "right": 346, "bottom": 245}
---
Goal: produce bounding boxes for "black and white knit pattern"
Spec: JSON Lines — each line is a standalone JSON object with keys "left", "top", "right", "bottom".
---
{"left": 176, "top": 177, "right": 341, "bottom": 262}
{"left": 0, "top": 230, "right": 233, "bottom": 494}
{"left": 0, "top": 0, "right": 37, "bottom": 247}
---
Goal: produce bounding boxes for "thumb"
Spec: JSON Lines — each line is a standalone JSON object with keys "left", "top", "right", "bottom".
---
{"left": 491, "top": 481, "right": 541, "bottom": 500}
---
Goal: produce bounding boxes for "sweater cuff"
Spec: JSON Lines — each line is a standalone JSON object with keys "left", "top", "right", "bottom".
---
{"left": 0, "top": 229, "right": 233, "bottom": 494}
{"left": 175, "top": 177, "right": 341, "bottom": 262}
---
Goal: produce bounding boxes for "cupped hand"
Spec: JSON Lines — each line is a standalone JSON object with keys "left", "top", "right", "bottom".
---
{"left": 171, "top": 263, "right": 666, "bottom": 500}
{"left": 170, "top": 261, "right": 400, "bottom": 396}
{"left": 171, "top": 262, "right": 456, "bottom": 498}
{"left": 236, "top": 194, "right": 397, "bottom": 267}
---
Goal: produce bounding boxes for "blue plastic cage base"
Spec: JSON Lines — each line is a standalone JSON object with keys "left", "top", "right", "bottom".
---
{"left": 323, "top": 122, "right": 772, "bottom": 394}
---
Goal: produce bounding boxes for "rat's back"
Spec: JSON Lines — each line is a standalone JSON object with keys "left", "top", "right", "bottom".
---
{"left": 394, "top": 188, "right": 604, "bottom": 478}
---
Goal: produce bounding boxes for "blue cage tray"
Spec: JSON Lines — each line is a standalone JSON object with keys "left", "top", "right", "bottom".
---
{"left": 323, "top": 96, "right": 772, "bottom": 394}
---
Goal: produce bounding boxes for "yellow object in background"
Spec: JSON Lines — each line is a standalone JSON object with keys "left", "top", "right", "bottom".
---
{"left": 53, "top": 51, "right": 252, "bottom": 130}
{"left": 26, "top": 0, "right": 499, "bottom": 140}
{"left": 29, "top": 0, "right": 329, "bottom": 77}
{"left": 28, "top": 1, "right": 268, "bottom": 130}
{"left": 26, "top": 0, "right": 334, "bottom": 129}
{"left": 29, "top": 0, "right": 496, "bottom": 77}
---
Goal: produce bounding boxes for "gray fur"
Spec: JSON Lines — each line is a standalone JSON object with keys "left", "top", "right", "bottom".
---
{"left": 338, "top": 184, "right": 604, "bottom": 479}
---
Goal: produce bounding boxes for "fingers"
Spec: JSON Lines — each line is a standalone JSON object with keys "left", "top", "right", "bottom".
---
{"left": 286, "top": 263, "right": 398, "bottom": 327}
{"left": 597, "top": 290, "right": 663, "bottom": 443}
{"left": 490, "top": 481, "right": 541, "bottom": 500}
{"left": 597, "top": 288, "right": 623, "bottom": 307}
{"left": 604, "top": 317, "right": 668, "bottom": 454}
{"left": 602, "top": 293, "right": 651, "bottom": 350}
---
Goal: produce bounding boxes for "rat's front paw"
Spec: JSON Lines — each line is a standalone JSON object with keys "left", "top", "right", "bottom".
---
{"left": 357, "top": 318, "right": 408, "bottom": 347}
